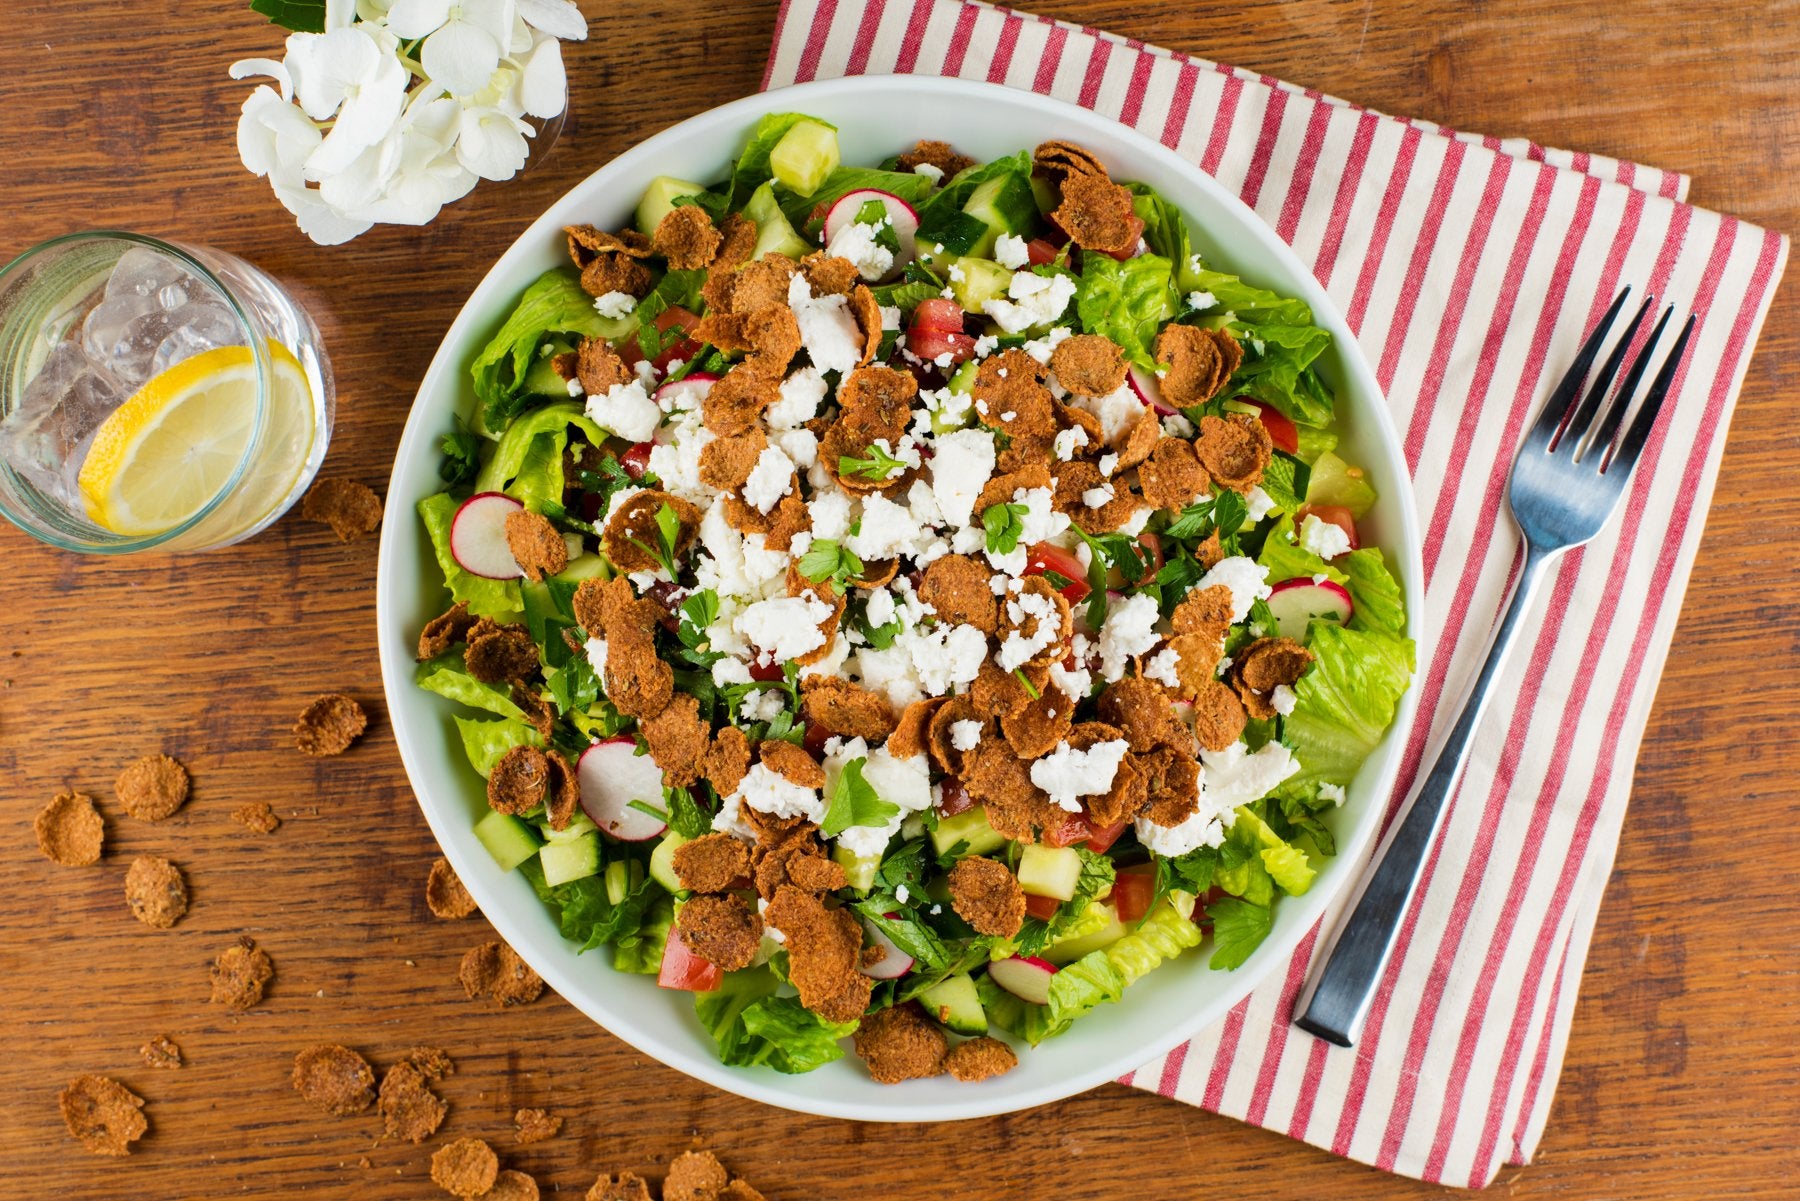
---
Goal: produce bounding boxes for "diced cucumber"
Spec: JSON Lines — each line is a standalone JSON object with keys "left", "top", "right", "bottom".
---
{"left": 635, "top": 175, "right": 708, "bottom": 237}
{"left": 540, "top": 811, "right": 598, "bottom": 842}
{"left": 948, "top": 257, "right": 1015, "bottom": 313}
{"left": 962, "top": 172, "right": 1038, "bottom": 256}
{"left": 540, "top": 832, "right": 600, "bottom": 886}
{"left": 1017, "top": 843, "right": 1082, "bottom": 900}
{"left": 768, "top": 118, "right": 840, "bottom": 198}
{"left": 474, "top": 810, "right": 542, "bottom": 872}
{"left": 1305, "top": 450, "right": 1378, "bottom": 519}
{"left": 553, "top": 554, "right": 609, "bottom": 583}
{"left": 604, "top": 858, "right": 631, "bottom": 906}
{"left": 946, "top": 359, "right": 979, "bottom": 395}
{"left": 1029, "top": 174, "right": 1058, "bottom": 217}
{"left": 648, "top": 830, "right": 690, "bottom": 894}
{"left": 1042, "top": 901, "right": 1127, "bottom": 965}
{"left": 743, "top": 181, "right": 812, "bottom": 261}
{"left": 520, "top": 341, "right": 578, "bottom": 398}
{"left": 929, "top": 806, "right": 1007, "bottom": 858}
{"left": 833, "top": 843, "right": 881, "bottom": 893}
{"left": 1294, "top": 426, "right": 1339, "bottom": 464}
{"left": 917, "top": 973, "right": 987, "bottom": 1035}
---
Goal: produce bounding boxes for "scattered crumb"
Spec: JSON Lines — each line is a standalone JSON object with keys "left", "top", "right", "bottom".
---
{"left": 33, "top": 791, "right": 104, "bottom": 865}
{"left": 124, "top": 855, "right": 189, "bottom": 929}
{"left": 294, "top": 693, "right": 369, "bottom": 756}
{"left": 293, "top": 1044, "right": 377, "bottom": 1116}
{"left": 232, "top": 801, "right": 281, "bottom": 833}
{"left": 426, "top": 857, "right": 478, "bottom": 919}
{"left": 378, "top": 1058, "right": 448, "bottom": 1143}
{"left": 139, "top": 1035, "right": 182, "bottom": 1070}
{"left": 302, "top": 477, "right": 383, "bottom": 541}
{"left": 58, "top": 1075, "right": 147, "bottom": 1157}
{"left": 513, "top": 1106, "right": 562, "bottom": 1144}
{"left": 115, "top": 753, "right": 189, "bottom": 821}
{"left": 459, "top": 941, "right": 544, "bottom": 1007}
{"left": 210, "top": 935, "right": 274, "bottom": 1010}
{"left": 431, "top": 1136, "right": 499, "bottom": 1197}
{"left": 485, "top": 1170, "right": 541, "bottom": 1201}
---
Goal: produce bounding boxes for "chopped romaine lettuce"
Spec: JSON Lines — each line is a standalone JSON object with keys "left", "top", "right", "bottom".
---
{"left": 473, "top": 400, "right": 605, "bottom": 512}
{"left": 695, "top": 966, "right": 858, "bottom": 1073}
{"left": 614, "top": 896, "right": 673, "bottom": 974}
{"left": 416, "top": 652, "right": 529, "bottom": 720}
{"left": 454, "top": 715, "right": 543, "bottom": 777}
{"left": 1075, "top": 252, "right": 1178, "bottom": 369}
{"left": 1284, "top": 623, "right": 1416, "bottom": 787}
{"left": 522, "top": 857, "right": 658, "bottom": 954}
{"left": 471, "top": 270, "right": 607, "bottom": 432}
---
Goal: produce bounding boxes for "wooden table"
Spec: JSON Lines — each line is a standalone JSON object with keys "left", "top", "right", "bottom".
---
{"left": 3, "top": 2, "right": 1794, "bottom": 1197}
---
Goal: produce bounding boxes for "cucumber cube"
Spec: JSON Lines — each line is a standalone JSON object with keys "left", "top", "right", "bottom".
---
{"left": 648, "top": 830, "right": 690, "bottom": 894}
{"left": 540, "top": 832, "right": 600, "bottom": 886}
{"left": 929, "top": 806, "right": 1007, "bottom": 858}
{"left": 541, "top": 811, "right": 598, "bottom": 843}
{"left": 769, "top": 118, "right": 840, "bottom": 198}
{"left": 635, "top": 175, "right": 708, "bottom": 237}
{"left": 833, "top": 844, "right": 881, "bottom": 893}
{"left": 1305, "top": 450, "right": 1378, "bottom": 519}
{"left": 963, "top": 172, "right": 1038, "bottom": 256}
{"left": 743, "top": 181, "right": 812, "bottom": 261}
{"left": 948, "top": 257, "right": 1015, "bottom": 313}
{"left": 916, "top": 973, "right": 987, "bottom": 1035}
{"left": 474, "top": 810, "right": 542, "bottom": 872}
{"left": 1017, "top": 843, "right": 1082, "bottom": 900}
{"left": 1042, "top": 902, "right": 1128, "bottom": 964}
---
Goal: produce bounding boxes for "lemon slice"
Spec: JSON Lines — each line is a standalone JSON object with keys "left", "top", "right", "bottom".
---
{"left": 78, "top": 344, "right": 312, "bottom": 536}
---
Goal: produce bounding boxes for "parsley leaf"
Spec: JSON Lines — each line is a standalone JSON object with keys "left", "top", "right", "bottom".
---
{"left": 797, "top": 539, "right": 865, "bottom": 589}
{"left": 819, "top": 757, "right": 900, "bottom": 838}
{"left": 837, "top": 442, "right": 910, "bottom": 482}
{"left": 1205, "top": 897, "right": 1274, "bottom": 970}
{"left": 982, "top": 501, "right": 1029, "bottom": 555}
{"left": 437, "top": 416, "right": 481, "bottom": 486}
{"left": 1012, "top": 668, "right": 1041, "bottom": 700}
{"left": 627, "top": 502, "right": 684, "bottom": 577}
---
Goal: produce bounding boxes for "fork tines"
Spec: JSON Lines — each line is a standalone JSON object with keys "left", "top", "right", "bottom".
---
{"left": 1528, "top": 286, "right": 1696, "bottom": 477}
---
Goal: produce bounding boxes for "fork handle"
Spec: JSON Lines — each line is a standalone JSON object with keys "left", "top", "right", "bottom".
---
{"left": 1293, "top": 540, "right": 1556, "bottom": 1047}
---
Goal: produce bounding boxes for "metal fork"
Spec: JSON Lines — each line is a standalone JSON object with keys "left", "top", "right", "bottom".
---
{"left": 1292, "top": 287, "right": 1696, "bottom": 1048}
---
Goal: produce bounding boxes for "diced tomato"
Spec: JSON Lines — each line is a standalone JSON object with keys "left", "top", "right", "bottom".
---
{"left": 1249, "top": 400, "right": 1300, "bottom": 454}
{"left": 1023, "top": 893, "right": 1061, "bottom": 921}
{"left": 1098, "top": 213, "right": 1148, "bottom": 262}
{"left": 1134, "top": 531, "right": 1164, "bottom": 577}
{"left": 1295, "top": 503, "right": 1360, "bottom": 552}
{"left": 1083, "top": 818, "right": 1130, "bottom": 854}
{"left": 619, "top": 441, "right": 654, "bottom": 480}
{"left": 1023, "top": 541, "right": 1090, "bottom": 602}
{"left": 936, "top": 776, "right": 975, "bottom": 818}
{"left": 1042, "top": 812, "right": 1093, "bottom": 848}
{"left": 801, "top": 720, "right": 832, "bottom": 758}
{"left": 911, "top": 298, "right": 967, "bottom": 333}
{"left": 656, "top": 926, "right": 721, "bottom": 992}
{"left": 618, "top": 305, "right": 702, "bottom": 375}
{"left": 907, "top": 325, "right": 978, "bottom": 367}
{"left": 1025, "top": 238, "right": 1059, "bottom": 266}
{"left": 747, "top": 657, "right": 785, "bottom": 683}
{"left": 1111, "top": 866, "right": 1156, "bottom": 924}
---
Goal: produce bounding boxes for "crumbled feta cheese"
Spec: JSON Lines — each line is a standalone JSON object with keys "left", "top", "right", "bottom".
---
{"left": 846, "top": 493, "right": 923, "bottom": 561}
{"left": 907, "top": 622, "right": 989, "bottom": 696}
{"left": 929, "top": 428, "right": 996, "bottom": 527}
{"left": 1097, "top": 452, "right": 1120, "bottom": 477}
{"left": 711, "top": 790, "right": 757, "bottom": 840}
{"left": 1300, "top": 512, "right": 1354, "bottom": 559}
{"left": 731, "top": 762, "right": 824, "bottom": 824}
{"left": 1201, "top": 740, "right": 1302, "bottom": 810}
{"left": 767, "top": 366, "right": 827, "bottom": 429}
{"left": 1319, "top": 782, "right": 1348, "bottom": 806}
{"left": 996, "top": 587, "right": 1060, "bottom": 671}
{"left": 565, "top": 377, "right": 584, "bottom": 397}
{"left": 1245, "top": 485, "right": 1276, "bottom": 522}
{"left": 1072, "top": 384, "right": 1143, "bottom": 445}
{"left": 895, "top": 883, "right": 912, "bottom": 904}
{"left": 711, "top": 657, "right": 753, "bottom": 687}
{"left": 583, "top": 636, "right": 608, "bottom": 678}
{"left": 775, "top": 426, "right": 818, "bottom": 470}
{"left": 1030, "top": 738, "right": 1130, "bottom": 812}
{"left": 1048, "top": 658, "right": 1092, "bottom": 703}
{"left": 950, "top": 719, "right": 984, "bottom": 752}
{"left": 736, "top": 595, "right": 832, "bottom": 660}
{"left": 1134, "top": 809, "right": 1226, "bottom": 856}
{"left": 1052, "top": 425, "right": 1090, "bottom": 461}
{"left": 973, "top": 333, "right": 999, "bottom": 357}
{"left": 1082, "top": 483, "right": 1115, "bottom": 509}
{"left": 739, "top": 687, "right": 786, "bottom": 722}
{"left": 993, "top": 233, "right": 1030, "bottom": 270}
{"left": 1185, "top": 290, "right": 1217, "bottom": 312}
{"left": 1161, "top": 412, "right": 1196, "bottom": 438}
{"left": 1269, "top": 683, "right": 1298, "bottom": 716}
{"left": 865, "top": 586, "right": 897, "bottom": 628}
{"left": 825, "top": 216, "right": 897, "bottom": 281}
{"left": 585, "top": 379, "right": 660, "bottom": 442}
{"left": 947, "top": 263, "right": 966, "bottom": 283}
{"left": 879, "top": 304, "right": 902, "bottom": 330}
{"left": 808, "top": 490, "right": 853, "bottom": 542}
{"left": 982, "top": 270, "right": 1077, "bottom": 334}
{"left": 593, "top": 290, "right": 637, "bottom": 319}
{"left": 1143, "top": 647, "right": 1181, "bottom": 690}
{"left": 1020, "top": 324, "right": 1072, "bottom": 365}
{"left": 1120, "top": 505, "right": 1152, "bottom": 535}
{"left": 1197, "top": 555, "right": 1272, "bottom": 623}
{"left": 1097, "top": 593, "right": 1161, "bottom": 681}
{"left": 788, "top": 274, "right": 863, "bottom": 375}
{"left": 742, "top": 444, "right": 796, "bottom": 515}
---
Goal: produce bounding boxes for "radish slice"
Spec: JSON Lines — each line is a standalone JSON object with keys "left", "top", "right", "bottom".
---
{"left": 987, "top": 955, "right": 1058, "bottom": 1005}
{"left": 450, "top": 492, "right": 525, "bottom": 579}
{"left": 858, "top": 915, "right": 915, "bottom": 980}
{"left": 1127, "top": 364, "right": 1179, "bottom": 417}
{"left": 1265, "top": 577, "right": 1354, "bottom": 641}
{"left": 653, "top": 372, "right": 718, "bottom": 414}
{"left": 822, "top": 189, "right": 919, "bottom": 272}
{"left": 577, "top": 736, "right": 668, "bottom": 842}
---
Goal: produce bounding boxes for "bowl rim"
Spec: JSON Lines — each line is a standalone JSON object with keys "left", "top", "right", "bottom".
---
{"left": 376, "top": 73, "right": 1424, "bottom": 1122}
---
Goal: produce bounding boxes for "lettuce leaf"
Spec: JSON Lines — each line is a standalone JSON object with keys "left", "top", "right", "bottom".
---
{"left": 416, "top": 652, "right": 528, "bottom": 719}
{"left": 417, "top": 494, "right": 523, "bottom": 620}
{"left": 1075, "top": 252, "right": 1178, "bottom": 369}
{"left": 1257, "top": 514, "right": 1408, "bottom": 640}
{"left": 1127, "top": 185, "right": 1207, "bottom": 293}
{"left": 1185, "top": 267, "right": 1334, "bottom": 427}
{"left": 695, "top": 966, "right": 856, "bottom": 1073}
{"left": 470, "top": 269, "right": 606, "bottom": 431}
{"left": 522, "top": 858, "right": 659, "bottom": 954}
{"left": 454, "top": 715, "right": 542, "bottom": 777}
{"left": 1284, "top": 623, "right": 1415, "bottom": 787}
{"left": 614, "top": 896, "right": 673, "bottom": 974}
{"left": 473, "top": 400, "right": 605, "bottom": 513}
{"left": 1205, "top": 897, "right": 1273, "bottom": 970}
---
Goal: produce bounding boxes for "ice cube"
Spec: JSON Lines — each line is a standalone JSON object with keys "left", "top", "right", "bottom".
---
{"left": 0, "top": 342, "right": 126, "bottom": 505}
{"left": 150, "top": 306, "right": 240, "bottom": 376}
{"left": 156, "top": 282, "right": 189, "bottom": 310}
{"left": 97, "top": 308, "right": 190, "bottom": 387}
{"left": 81, "top": 290, "right": 159, "bottom": 366}
{"left": 105, "top": 245, "right": 190, "bottom": 301}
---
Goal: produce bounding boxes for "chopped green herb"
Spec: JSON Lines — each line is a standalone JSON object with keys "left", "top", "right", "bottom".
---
{"left": 982, "top": 501, "right": 1030, "bottom": 555}
{"left": 837, "top": 442, "right": 910, "bottom": 482}
{"left": 820, "top": 757, "right": 900, "bottom": 838}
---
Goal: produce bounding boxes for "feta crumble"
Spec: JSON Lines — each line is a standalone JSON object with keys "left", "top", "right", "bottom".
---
{"left": 1030, "top": 738, "right": 1130, "bottom": 812}
{"left": 1299, "top": 512, "right": 1353, "bottom": 560}
{"left": 585, "top": 379, "right": 660, "bottom": 442}
{"left": 593, "top": 290, "right": 637, "bottom": 319}
{"left": 982, "top": 270, "right": 1077, "bottom": 334}
{"left": 993, "top": 232, "right": 1030, "bottom": 270}
{"left": 1197, "top": 555, "right": 1273, "bottom": 623}
{"left": 1097, "top": 593, "right": 1161, "bottom": 681}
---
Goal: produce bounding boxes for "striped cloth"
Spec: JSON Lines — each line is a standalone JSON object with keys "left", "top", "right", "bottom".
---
{"left": 765, "top": 1, "right": 1787, "bottom": 1188}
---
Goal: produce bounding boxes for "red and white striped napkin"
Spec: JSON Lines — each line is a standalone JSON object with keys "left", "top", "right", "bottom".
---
{"left": 765, "top": 0, "right": 1788, "bottom": 1187}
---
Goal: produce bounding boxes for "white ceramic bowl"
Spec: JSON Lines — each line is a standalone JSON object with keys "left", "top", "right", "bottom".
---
{"left": 377, "top": 75, "right": 1422, "bottom": 1122}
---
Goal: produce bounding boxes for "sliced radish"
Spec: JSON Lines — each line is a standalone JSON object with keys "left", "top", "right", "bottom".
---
{"left": 1266, "top": 577, "right": 1354, "bottom": 641}
{"left": 822, "top": 188, "right": 919, "bottom": 272}
{"left": 450, "top": 492, "right": 525, "bottom": 579}
{"left": 577, "top": 736, "right": 668, "bottom": 842}
{"left": 653, "top": 372, "right": 717, "bottom": 414}
{"left": 858, "top": 915, "right": 915, "bottom": 980}
{"left": 987, "top": 955, "right": 1059, "bottom": 1006}
{"left": 1127, "top": 364, "right": 1179, "bottom": 417}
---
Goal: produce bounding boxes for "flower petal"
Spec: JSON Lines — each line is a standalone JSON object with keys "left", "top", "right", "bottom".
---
{"left": 238, "top": 87, "right": 320, "bottom": 179}
{"left": 517, "top": 36, "right": 565, "bottom": 119}
{"left": 383, "top": 0, "right": 453, "bottom": 38}
{"left": 515, "top": 0, "right": 586, "bottom": 40}
{"left": 285, "top": 27, "right": 381, "bottom": 120}
{"left": 462, "top": 0, "right": 520, "bottom": 41}
{"left": 270, "top": 180, "right": 375, "bottom": 246}
{"left": 422, "top": 20, "right": 501, "bottom": 96}
{"left": 455, "top": 108, "right": 530, "bottom": 180}
{"left": 228, "top": 57, "right": 294, "bottom": 102}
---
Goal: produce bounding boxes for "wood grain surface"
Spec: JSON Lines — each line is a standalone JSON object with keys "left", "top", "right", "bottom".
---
{"left": 3, "top": 2, "right": 1795, "bottom": 1197}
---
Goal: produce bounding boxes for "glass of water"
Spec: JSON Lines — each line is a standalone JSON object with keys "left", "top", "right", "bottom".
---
{"left": 0, "top": 231, "right": 334, "bottom": 554}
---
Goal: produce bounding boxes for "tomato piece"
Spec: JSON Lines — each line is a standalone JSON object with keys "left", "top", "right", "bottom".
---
{"left": 936, "top": 776, "right": 975, "bottom": 818}
{"left": 1111, "top": 865, "right": 1156, "bottom": 924}
{"left": 1025, "top": 238, "right": 1059, "bottom": 266}
{"left": 801, "top": 720, "right": 832, "bottom": 758}
{"left": 1245, "top": 400, "right": 1299, "bottom": 454}
{"left": 1023, "top": 893, "right": 1061, "bottom": 921}
{"left": 617, "top": 306, "right": 702, "bottom": 374}
{"left": 907, "top": 325, "right": 978, "bottom": 367}
{"left": 656, "top": 926, "right": 722, "bottom": 992}
{"left": 1097, "top": 213, "right": 1148, "bottom": 261}
{"left": 1134, "top": 531, "right": 1164, "bottom": 577}
{"left": 618, "top": 441, "right": 653, "bottom": 480}
{"left": 1042, "top": 812, "right": 1093, "bottom": 848}
{"left": 1023, "top": 541, "right": 1090, "bottom": 602}
{"left": 1295, "top": 503, "right": 1360, "bottom": 552}
{"left": 1083, "top": 818, "right": 1130, "bottom": 854}
{"left": 910, "top": 297, "right": 967, "bottom": 334}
